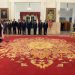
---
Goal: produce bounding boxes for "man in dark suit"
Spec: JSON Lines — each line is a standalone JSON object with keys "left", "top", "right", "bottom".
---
{"left": 33, "top": 20, "right": 37, "bottom": 35}
{"left": 43, "top": 20, "right": 48, "bottom": 35}
{"left": 27, "top": 20, "right": 32, "bottom": 35}
{"left": 8, "top": 20, "right": 12, "bottom": 34}
{"left": 38, "top": 20, "right": 43, "bottom": 35}
{"left": 22, "top": 20, "right": 27, "bottom": 35}
{"left": 3, "top": 20, "right": 8, "bottom": 34}
{"left": 17, "top": 19, "right": 23, "bottom": 35}
{"left": 12, "top": 19, "right": 17, "bottom": 34}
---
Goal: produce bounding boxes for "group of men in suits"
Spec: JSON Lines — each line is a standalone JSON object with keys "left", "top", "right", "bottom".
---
{"left": 3, "top": 19, "right": 48, "bottom": 35}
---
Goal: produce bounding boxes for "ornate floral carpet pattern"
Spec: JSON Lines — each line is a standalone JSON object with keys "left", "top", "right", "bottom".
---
{"left": 0, "top": 35, "right": 75, "bottom": 75}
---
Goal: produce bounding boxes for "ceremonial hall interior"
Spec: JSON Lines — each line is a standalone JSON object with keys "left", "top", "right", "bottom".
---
{"left": 0, "top": 0, "right": 75, "bottom": 75}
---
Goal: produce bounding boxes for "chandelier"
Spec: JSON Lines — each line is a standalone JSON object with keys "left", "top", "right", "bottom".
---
{"left": 66, "top": 3, "right": 70, "bottom": 11}
{"left": 27, "top": 2, "right": 32, "bottom": 11}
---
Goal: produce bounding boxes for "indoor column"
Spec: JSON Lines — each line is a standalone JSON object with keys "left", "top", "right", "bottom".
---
{"left": 56, "top": 1, "right": 60, "bottom": 34}
{"left": 8, "top": 0, "right": 15, "bottom": 20}
{"left": 40, "top": 1, "right": 46, "bottom": 22}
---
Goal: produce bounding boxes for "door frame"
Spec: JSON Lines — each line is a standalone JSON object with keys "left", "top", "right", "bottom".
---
{"left": 20, "top": 12, "right": 40, "bottom": 22}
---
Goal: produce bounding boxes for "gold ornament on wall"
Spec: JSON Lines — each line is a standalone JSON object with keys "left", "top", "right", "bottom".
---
{"left": 46, "top": 8, "right": 56, "bottom": 22}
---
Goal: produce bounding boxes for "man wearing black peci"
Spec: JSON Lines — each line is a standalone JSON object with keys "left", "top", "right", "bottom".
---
{"left": 12, "top": 19, "right": 17, "bottom": 34}
{"left": 38, "top": 20, "right": 43, "bottom": 35}
{"left": 33, "top": 20, "right": 37, "bottom": 35}
{"left": 22, "top": 20, "right": 27, "bottom": 35}
{"left": 43, "top": 20, "right": 48, "bottom": 35}
{"left": 17, "top": 19, "right": 23, "bottom": 35}
{"left": 8, "top": 20, "right": 12, "bottom": 34}
{"left": 3, "top": 20, "right": 8, "bottom": 34}
{"left": 27, "top": 20, "right": 32, "bottom": 35}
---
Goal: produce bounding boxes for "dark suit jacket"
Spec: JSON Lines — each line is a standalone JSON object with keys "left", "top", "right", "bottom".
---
{"left": 22, "top": 22, "right": 27, "bottom": 29}
{"left": 33, "top": 22, "right": 37, "bottom": 29}
{"left": 12, "top": 21, "right": 17, "bottom": 29}
{"left": 43, "top": 22, "right": 48, "bottom": 29}
{"left": 38, "top": 22, "right": 43, "bottom": 29}
{"left": 27, "top": 22, "right": 32, "bottom": 29}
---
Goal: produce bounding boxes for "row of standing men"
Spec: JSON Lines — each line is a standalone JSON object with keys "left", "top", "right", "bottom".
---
{"left": 3, "top": 19, "right": 48, "bottom": 35}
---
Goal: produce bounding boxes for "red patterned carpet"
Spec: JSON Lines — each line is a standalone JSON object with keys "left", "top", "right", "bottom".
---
{"left": 0, "top": 35, "right": 75, "bottom": 75}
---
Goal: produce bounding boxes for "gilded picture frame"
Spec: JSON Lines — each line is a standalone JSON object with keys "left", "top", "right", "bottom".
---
{"left": 0, "top": 8, "right": 9, "bottom": 20}
{"left": 46, "top": 8, "right": 56, "bottom": 22}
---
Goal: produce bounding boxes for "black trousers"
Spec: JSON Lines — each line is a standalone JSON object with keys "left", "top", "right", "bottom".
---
{"left": 18, "top": 28, "right": 21, "bottom": 34}
{"left": 22, "top": 28, "right": 26, "bottom": 35}
{"left": 8, "top": 28, "right": 11, "bottom": 34}
{"left": 4, "top": 27, "right": 7, "bottom": 34}
{"left": 0, "top": 39, "right": 3, "bottom": 43}
{"left": 38, "top": 28, "right": 42, "bottom": 35}
{"left": 44, "top": 28, "right": 47, "bottom": 35}
{"left": 74, "top": 28, "right": 75, "bottom": 31}
{"left": 34, "top": 28, "right": 37, "bottom": 35}
{"left": 28, "top": 28, "right": 31, "bottom": 35}
{"left": 13, "top": 28, "right": 16, "bottom": 34}
{"left": 0, "top": 33, "right": 3, "bottom": 43}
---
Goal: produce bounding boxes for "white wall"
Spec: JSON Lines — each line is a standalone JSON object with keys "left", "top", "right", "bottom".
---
{"left": 14, "top": 2, "right": 41, "bottom": 21}
{"left": 8, "top": 0, "right": 57, "bottom": 21}
{"left": 0, "top": 0, "right": 9, "bottom": 8}
{"left": 14, "top": 0, "right": 57, "bottom": 21}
